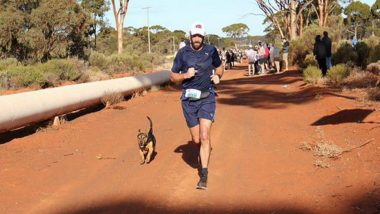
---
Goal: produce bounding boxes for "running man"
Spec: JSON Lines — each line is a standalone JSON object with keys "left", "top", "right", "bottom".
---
{"left": 170, "top": 22, "right": 223, "bottom": 190}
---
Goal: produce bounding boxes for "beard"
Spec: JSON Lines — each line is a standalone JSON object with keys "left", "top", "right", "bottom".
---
{"left": 191, "top": 39, "right": 204, "bottom": 50}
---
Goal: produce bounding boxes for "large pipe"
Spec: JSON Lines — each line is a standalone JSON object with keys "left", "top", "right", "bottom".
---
{"left": 0, "top": 70, "right": 171, "bottom": 133}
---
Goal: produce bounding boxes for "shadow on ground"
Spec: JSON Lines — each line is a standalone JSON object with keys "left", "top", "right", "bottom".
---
{"left": 54, "top": 187, "right": 380, "bottom": 214}
{"left": 312, "top": 109, "right": 376, "bottom": 126}
{"left": 217, "top": 70, "right": 356, "bottom": 109}
{"left": 0, "top": 104, "right": 104, "bottom": 144}
{"left": 174, "top": 141, "right": 200, "bottom": 169}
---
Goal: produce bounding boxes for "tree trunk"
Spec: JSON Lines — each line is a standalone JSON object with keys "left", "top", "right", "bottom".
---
{"left": 117, "top": 23, "right": 123, "bottom": 54}
{"left": 323, "top": 0, "right": 329, "bottom": 26}
{"left": 300, "top": 15, "right": 304, "bottom": 37}
{"left": 290, "top": 0, "right": 297, "bottom": 40}
{"left": 318, "top": 0, "right": 324, "bottom": 27}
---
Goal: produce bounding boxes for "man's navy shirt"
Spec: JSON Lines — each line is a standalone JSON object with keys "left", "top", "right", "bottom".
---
{"left": 172, "top": 43, "right": 222, "bottom": 91}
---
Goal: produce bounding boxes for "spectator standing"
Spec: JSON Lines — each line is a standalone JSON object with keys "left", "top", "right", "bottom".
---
{"left": 273, "top": 44, "right": 281, "bottom": 73}
{"left": 313, "top": 35, "right": 327, "bottom": 76}
{"left": 322, "top": 31, "right": 332, "bottom": 69}
{"left": 246, "top": 45, "right": 257, "bottom": 76}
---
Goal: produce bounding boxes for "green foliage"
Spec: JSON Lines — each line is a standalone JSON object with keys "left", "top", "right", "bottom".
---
{"left": 38, "top": 59, "right": 81, "bottom": 82}
{"left": 369, "top": 44, "right": 380, "bottom": 63}
{"left": 6, "top": 65, "right": 47, "bottom": 87}
{"left": 304, "top": 54, "right": 317, "bottom": 67}
{"left": 327, "top": 64, "right": 350, "bottom": 86}
{"left": 303, "top": 65, "right": 322, "bottom": 84}
{"left": 355, "top": 42, "right": 370, "bottom": 68}
{"left": 333, "top": 42, "right": 357, "bottom": 65}
{"left": 344, "top": 1, "right": 371, "bottom": 24}
{"left": 89, "top": 52, "right": 108, "bottom": 70}
{"left": 222, "top": 23, "right": 249, "bottom": 39}
{"left": 0, "top": 58, "right": 19, "bottom": 70}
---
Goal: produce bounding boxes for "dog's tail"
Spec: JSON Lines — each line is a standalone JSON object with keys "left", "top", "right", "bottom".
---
{"left": 147, "top": 116, "right": 153, "bottom": 133}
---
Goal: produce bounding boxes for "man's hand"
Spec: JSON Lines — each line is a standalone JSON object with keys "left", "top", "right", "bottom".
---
{"left": 184, "top": 67, "right": 197, "bottom": 79}
{"left": 210, "top": 74, "right": 220, "bottom": 84}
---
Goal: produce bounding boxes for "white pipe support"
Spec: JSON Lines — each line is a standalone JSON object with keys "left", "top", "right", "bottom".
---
{"left": 0, "top": 70, "right": 171, "bottom": 133}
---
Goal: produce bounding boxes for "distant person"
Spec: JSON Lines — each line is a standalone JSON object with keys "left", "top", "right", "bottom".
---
{"left": 258, "top": 41, "right": 266, "bottom": 74}
{"left": 179, "top": 40, "right": 186, "bottom": 49}
{"left": 246, "top": 44, "right": 257, "bottom": 76}
{"left": 313, "top": 35, "right": 327, "bottom": 76}
{"left": 282, "top": 38, "right": 289, "bottom": 71}
{"left": 272, "top": 44, "right": 281, "bottom": 73}
{"left": 352, "top": 35, "right": 357, "bottom": 48}
{"left": 226, "top": 50, "right": 232, "bottom": 70}
{"left": 322, "top": 31, "right": 332, "bottom": 69}
{"left": 170, "top": 22, "right": 223, "bottom": 190}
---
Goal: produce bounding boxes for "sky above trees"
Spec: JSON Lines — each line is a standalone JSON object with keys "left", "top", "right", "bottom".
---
{"left": 104, "top": 0, "right": 376, "bottom": 36}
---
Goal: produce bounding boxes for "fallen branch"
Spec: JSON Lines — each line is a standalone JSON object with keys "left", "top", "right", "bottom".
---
{"left": 341, "top": 138, "right": 375, "bottom": 154}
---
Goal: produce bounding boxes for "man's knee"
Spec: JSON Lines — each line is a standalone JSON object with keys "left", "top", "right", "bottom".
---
{"left": 200, "top": 131, "right": 210, "bottom": 143}
{"left": 193, "top": 137, "right": 200, "bottom": 144}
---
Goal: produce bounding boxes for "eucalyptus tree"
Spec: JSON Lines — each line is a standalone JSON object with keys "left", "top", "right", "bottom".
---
{"left": 110, "top": 0, "right": 130, "bottom": 54}
{"left": 344, "top": 1, "right": 371, "bottom": 38}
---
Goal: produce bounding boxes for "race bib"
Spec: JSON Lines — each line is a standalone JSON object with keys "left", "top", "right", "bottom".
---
{"left": 185, "top": 89, "right": 201, "bottom": 99}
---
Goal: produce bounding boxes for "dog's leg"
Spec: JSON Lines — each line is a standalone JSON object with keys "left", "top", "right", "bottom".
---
{"left": 145, "top": 142, "right": 153, "bottom": 164}
{"left": 139, "top": 149, "right": 145, "bottom": 165}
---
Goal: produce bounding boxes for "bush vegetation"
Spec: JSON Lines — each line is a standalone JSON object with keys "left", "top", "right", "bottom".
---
{"left": 303, "top": 65, "right": 322, "bottom": 84}
{"left": 327, "top": 64, "right": 350, "bottom": 86}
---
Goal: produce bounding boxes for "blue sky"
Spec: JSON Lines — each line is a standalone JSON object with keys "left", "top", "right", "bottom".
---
{"left": 104, "top": 0, "right": 376, "bottom": 37}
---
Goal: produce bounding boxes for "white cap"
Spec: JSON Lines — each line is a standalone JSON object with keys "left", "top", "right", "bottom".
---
{"left": 249, "top": 44, "right": 253, "bottom": 48}
{"left": 190, "top": 22, "right": 205, "bottom": 36}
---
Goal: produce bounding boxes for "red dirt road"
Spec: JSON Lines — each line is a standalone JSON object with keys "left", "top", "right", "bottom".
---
{"left": 1, "top": 66, "right": 379, "bottom": 214}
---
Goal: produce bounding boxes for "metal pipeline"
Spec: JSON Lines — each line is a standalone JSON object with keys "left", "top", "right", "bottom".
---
{"left": 0, "top": 70, "right": 171, "bottom": 133}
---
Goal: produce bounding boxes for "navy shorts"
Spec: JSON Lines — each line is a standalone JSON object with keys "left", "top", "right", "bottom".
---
{"left": 181, "top": 92, "right": 216, "bottom": 128}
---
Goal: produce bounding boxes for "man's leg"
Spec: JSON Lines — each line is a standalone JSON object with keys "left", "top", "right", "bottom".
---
{"left": 189, "top": 125, "right": 200, "bottom": 144}
{"left": 196, "top": 118, "right": 212, "bottom": 189}
{"left": 199, "top": 118, "right": 212, "bottom": 168}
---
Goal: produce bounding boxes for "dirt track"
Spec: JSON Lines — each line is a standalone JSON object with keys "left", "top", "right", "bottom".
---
{"left": 1, "top": 66, "right": 380, "bottom": 214}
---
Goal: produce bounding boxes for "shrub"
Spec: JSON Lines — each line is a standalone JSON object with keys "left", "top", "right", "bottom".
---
{"left": 355, "top": 42, "right": 370, "bottom": 68}
{"left": 303, "top": 65, "right": 322, "bottom": 84}
{"left": 344, "top": 69, "right": 379, "bottom": 88}
{"left": 38, "top": 59, "right": 81, "bottom": 85}
{"left": 101, "top": 91, "right": 125, "bottom": 108}
{"left": 89, "top": 52, "right": 108, "bottom": 70}
{"left": 367, "top": 60, "right": 380, "bottom": 74}
{"left": 327, "top": 64, "right": 350, "bottom": 86}
{"left": 369, "top": 44, "right": 380, "bottom": 63}
{"left": 304, "top": 54, "right": 317, "bottom": 67}
{"left": 0, "top": 58, "right": 19, "bottom": 71}
{"left": 6, "top": 65, "right": 47, "bottom": 88}
{"left": 367, "top": 87, "right": 380, "bottom": 101}
{"left": 333, "top": 43, "right": 357, "bottom": 66}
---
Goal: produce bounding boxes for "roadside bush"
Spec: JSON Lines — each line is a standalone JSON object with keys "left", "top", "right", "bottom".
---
{"left": 367, "top": 60, "right": 380, "bottom": 74}
{"left": 304, "top": 54, "right": 317, "bottom": 67}
{"left": 344, "top": 69, "right": 379, "bottom": 88}
{"left": 0, "top": 71, "right": 9, "bottom": 89}
{"left": 38, "top": 59, "right": 81, "bottom": 85}
{"left": 6, "top": 65, "right": 47, "bottom": 88}
{"left": 89, "top": 52, "right": 108, "bottom": 70}
{"left": 369, "top": 44, "right": 380, "bottom": 63}
{"left": 367, "top": 87, "right": 380, "bottom": 101}
{"left": 303, "top": 65, "right": 322, "bottom": 84}
{"left": 333, "top": 43, "right": 357, "bottom": 66}
{"left": 327, "top": 64, "right": 350, "bottom": 86}
{"left": 355, "top": 42, "right": 370, "bottom": 68}
{"left": 0, "top": 58, "right": 19, "bottom": 71}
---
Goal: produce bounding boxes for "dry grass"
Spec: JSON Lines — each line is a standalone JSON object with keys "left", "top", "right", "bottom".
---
{"left": 367, "top": 87, "right": 380, "bottom": 101}
{"left": 344, "top": 70, "right": 379, "bottom": 89}
{"left": 299, "top": 142, "right": 343, "bottom": 158}
{"left": 314, "top": 159, "right": 330, "bottom": 168}
{"left": 101, "top": 92, "right": 125, "bottom": 108}
{"left": 367, "top": 60, "right": 380, "bottom": 75}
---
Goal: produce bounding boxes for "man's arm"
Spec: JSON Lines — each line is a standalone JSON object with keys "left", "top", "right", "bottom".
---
{"left": 170, "top": 68, "right": 196, "bottom": 83}
{"left": 211, "top": 64, "right": 223, "bottom": 85}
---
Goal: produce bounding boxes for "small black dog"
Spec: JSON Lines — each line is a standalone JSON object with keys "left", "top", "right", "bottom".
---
{"left": 137, "top": 116, "right": 156, "bottom": 164}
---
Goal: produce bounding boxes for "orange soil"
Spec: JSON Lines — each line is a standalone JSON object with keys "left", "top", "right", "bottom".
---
{"left": 0, "top": 65, "right": 379, "bottom": 214}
